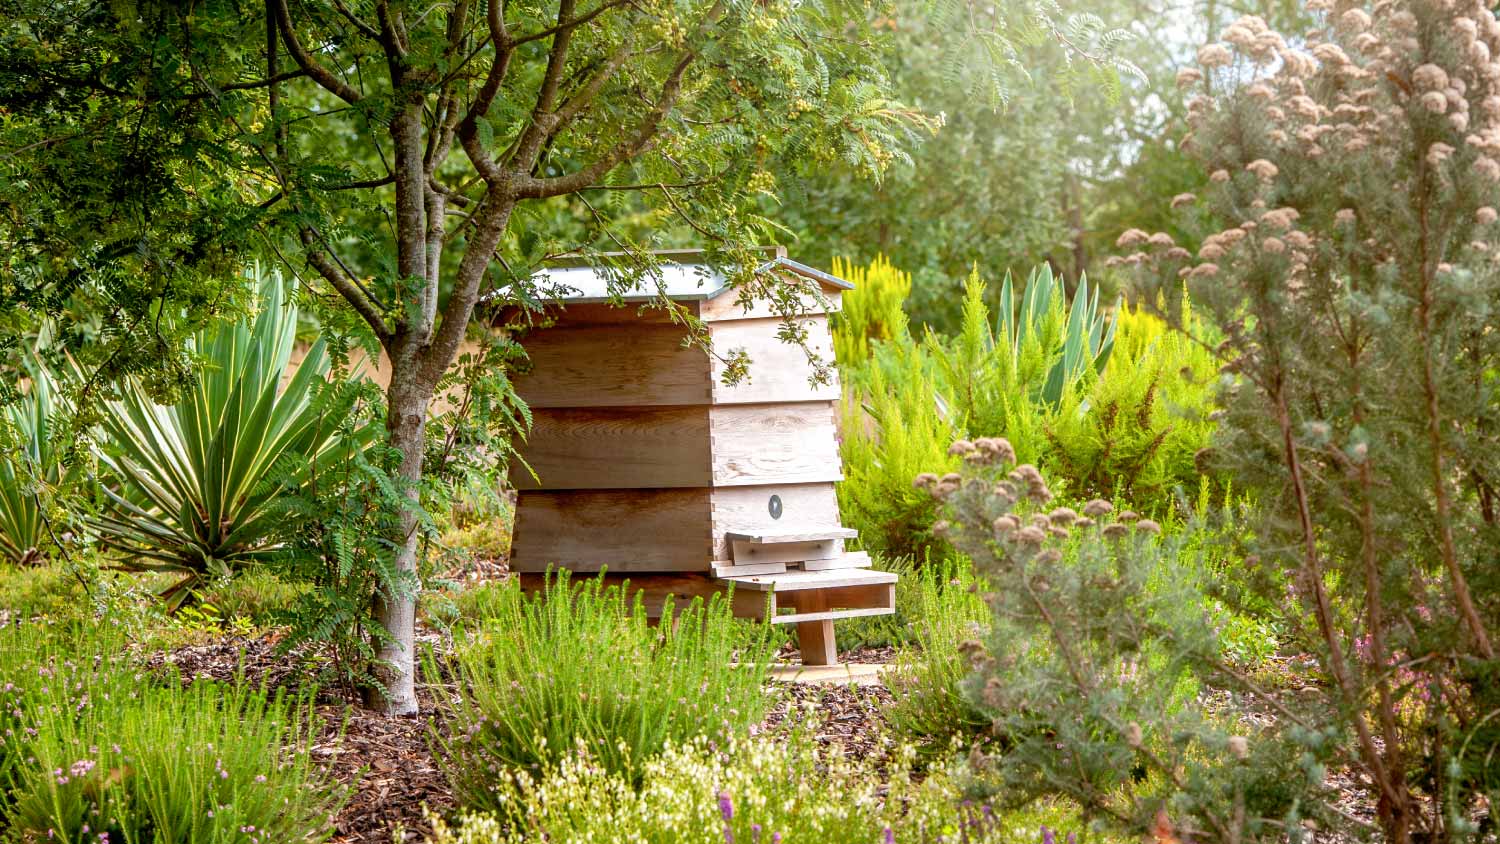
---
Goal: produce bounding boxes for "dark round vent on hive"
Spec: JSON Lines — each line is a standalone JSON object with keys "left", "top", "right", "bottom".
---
{"left": 768, "top": 494, "right": 783, "bottom": 520}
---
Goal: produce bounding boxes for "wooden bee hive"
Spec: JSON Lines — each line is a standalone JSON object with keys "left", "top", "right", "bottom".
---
{"left": 507, "top": 249, "right": 895, "bottom": 664}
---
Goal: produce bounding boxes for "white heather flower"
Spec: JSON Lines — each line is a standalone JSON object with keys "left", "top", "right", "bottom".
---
{"left": 1339, "top": 8, "right": 1372, "bottom": 30}
{"left": 1198, "top": 43, "right": 1233, "bottom": 68}
{"left": 1190, "top": 263, "right": 1221, "bottom": 278}
{"left": 1421, "top": 91, "right": 1449, "bottom": 114}
{"left": 1477, "top": 206, "right": 1498, "bottom": 224}
{"left": 1245, "top": 159, "right": 1279, "bottom": 181}
{"left": 1115, "top": 228, "right": 1150, "bottom": 248}
{"left": 1176, "top": 67, "right": 1203, "bottom": 88}
{"left": 1262, "top": 236, "right": 1287, "bottom": 254}
{"left": 1171, "top": 193, "right": 1196, "bottom": 209}
{"left": 1210, "top": 169, "right": 1231, "bottom": 183}
{"left": 1413, "top": 64, "right": 1450, "bottom": 91}
{"left": 1427, "top": 142, "right": 1456, "bottom": 167}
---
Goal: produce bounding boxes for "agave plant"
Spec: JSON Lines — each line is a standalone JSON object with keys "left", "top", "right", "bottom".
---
{"left": 0, "top": 364, "right": 81, "bottom": 566}
{"left": 93, "top": 268, "right": 364, "bottom": 606}
{"left": 996, "top": 264, "right": 1117, "bottom": 407}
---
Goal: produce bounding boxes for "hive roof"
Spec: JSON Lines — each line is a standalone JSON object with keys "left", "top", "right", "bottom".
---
{"left": 532, "top": 249, "right": 852, "bottom": 304}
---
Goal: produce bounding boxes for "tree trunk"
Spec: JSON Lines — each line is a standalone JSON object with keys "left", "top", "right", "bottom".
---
{"left": 365, "top": 344, "right": 432, "bottom": 715}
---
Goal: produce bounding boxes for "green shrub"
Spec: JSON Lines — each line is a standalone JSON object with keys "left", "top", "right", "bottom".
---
{"left": 424, "top": 730, "right": 1093, "bottom": 844}
{"left": 927, "top": 439, "right": 1328, "bottom": 839}
{"left": 0, "top": 563, "right": 90, "bottom": 623}
{"left": 834, "top": 256, "right": 1220, "bottom": 558}
{"left": 4, "top": 664, "right": 345, "bottom": 843}
{"left": 884, "top": 557, "right": 991, "bottom": 750}
{"left": 431, "top": 574, "right": 777, "bottom": 813}
{"left": 195, "top": 570, "right": 307, "bottom": 628}
{"left": 91, "top": 267, "right": 367, "bottom": 608}
{"left": 830, "top": 254, "right": 911, "bottom": 371}
{"left": 1044, "top": 302, "right": 1218, "bottom": 508}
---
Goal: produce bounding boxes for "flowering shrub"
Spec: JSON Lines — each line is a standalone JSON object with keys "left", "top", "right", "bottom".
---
{"left": 923, "top": 440, "right": 1336, "bottom": 840}
{"left": 0, "top": 622, "right": 344, "bottom": 842}
{"left": 431, "top": 574, "right": 777, "bottom": 813}
{"left": 1117, "top": 1, "right": 1500, "bottom": 838}
{"left": 424, "top": 730, "right": 1088, "bottom": 844}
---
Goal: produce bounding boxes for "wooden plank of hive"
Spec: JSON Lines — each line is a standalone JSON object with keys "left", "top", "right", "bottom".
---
{"left": 729, "top": 538, "right": 843, "bottom": 565}
{"left": 720, "top": 567, "right": 897, "bottom": 592}
{"left": 707, "top": 316, "right": 839, "bottom": 405}
{"left": 708, "top": 403, "right": 843, "bottom": 487}
{"left": 698, "top": 284, "right": 842, "bottom": 322}
{"left": 799, "top": 551, "right": 873, "bottom": 572}
{"left": 514, "top": 323, "right": 710, "bottom": 408}
{"left": 724, "top": 526, "right": 858, "bottom": 544}
{"left": 511, "top": 489, "right": 713, "bottom": 572}
{"left": 709, "top": 483, "right": 842, "bottom": 560}
{"left": 711, "top": 560, "right": 788, "bottom": 577}
{"left": 511, "top": 406, "right": 711, "bottom": 490}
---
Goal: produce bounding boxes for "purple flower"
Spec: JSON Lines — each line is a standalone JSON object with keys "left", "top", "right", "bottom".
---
{"left": 772, "top": 835, "right": 781, "bottom": 844}
{"left": 718, "top": 790, "right": 734, "bottom": 822}
{"left": 884, "top": 826, "right": 896, "bottom": 844}
{"left": 1067, "top": 835, "right": 1078, "bottom": 844}
{"left": 1042, "top": 826, "right": 1056, "bottom": 844}
{"left": 752, "top": 824, "right": 762, "bottom": 843}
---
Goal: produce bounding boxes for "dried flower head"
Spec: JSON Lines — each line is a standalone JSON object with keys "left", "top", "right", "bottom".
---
{"left": 1015, "top": 526, "right": 1047, "bottom": 546}
{"left": 1228, "top": 736, "right": 1250, "bottom": 759}
{"left": 1478, "top": 206, "right": 1498, "bottom": 225}
{"left": 1115, "top": 228, "right": 1150, "bottom": 248}
{"left": 1210, "top": 169, "right": 1230, "bottom": 183}
{"left": 1048, "top": 507, "right": 1078, "bottom": 527}
{"left": 1102, "top": 523, "right": 1130, "bottom": 540}
{"left": 1176, "top": 67, "right": 1203, "bottom": 88}
{"left": 912, "top": 473, "right": 938, "bottom": 490}
{"left": 1125, "top": 722, "right": 1144, "bottom": 748}
{"left": 948, "top": 439, "right": 975, "bottom": 456}
{"left": 1197, "top": 43, "right": 1233, "bottom": 68}
{"left": 1245, "top": 159, "right": 1279, "bottom": 181}
{"left": 1136, "top": 519, "right": 1163, "bottom": 536}
{"left": 1083, "top": 499, "right": 1113, "bottom": 518}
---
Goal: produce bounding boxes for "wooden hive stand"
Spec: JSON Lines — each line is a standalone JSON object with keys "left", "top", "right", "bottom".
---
{"left": 506, "top": 250, "right": 897, "bottom": 665}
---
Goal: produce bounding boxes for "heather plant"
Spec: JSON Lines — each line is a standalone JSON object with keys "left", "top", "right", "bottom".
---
{"left": 431, "top": 574, "right": 776, "bottom": 813}
{"left": 922, "top": 441, "right": 1336, "bottom": 841}
{"left": 884, "top": 557, "right": 992, "bottom": 751}
{"left": 423, "top": 729, "right": 1094, "bottom": 844}
{"left": 4, "top": 667, "right": 344, "bottom": 843}
{"left": 1116, "top": 3, "right": 1500, "bottom": 839}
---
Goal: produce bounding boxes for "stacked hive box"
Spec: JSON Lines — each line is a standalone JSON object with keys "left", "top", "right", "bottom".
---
{"left": 507, "top": 249, "right": 895, "bottom": 664}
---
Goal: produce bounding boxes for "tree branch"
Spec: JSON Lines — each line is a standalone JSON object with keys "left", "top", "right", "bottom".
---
{"left": 509, "top": 0, "right": 633, "bottom": 47}
{"left": 300, "top": 230, "right": 391, "bottom": 342}
{"left": 271, "top": 0, "right": 364, "bottom": 103}
{"left": 419, "top": 193, "right": 516, "bottom": 386}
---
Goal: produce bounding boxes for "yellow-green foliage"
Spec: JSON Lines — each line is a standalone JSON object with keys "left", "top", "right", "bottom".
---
{"left": 837, "top": 334, "right": 957, "bottom": 560}
{"left": 831, "top": 254, "right": 910, "bottom": 371}
{"left": 1045, "top": 302, "right": 1219, "bottom": 506}
{"left": 833, "top": 256, "right": 1220, "bottom": 558}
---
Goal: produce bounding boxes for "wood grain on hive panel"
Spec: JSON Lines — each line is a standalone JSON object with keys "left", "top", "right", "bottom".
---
{"left": 707, "top": 316, "right": 839, "bottom": 405}
{"left": 514, "top": 324, "right": 710, "bottom": 408}
{"left": 512, "top": 407, "right": 712, "bottom": 490}
{"left": 708, "top": 403, "right": 841, "bottom": 487}
{"left": 510, "top": 489, "right": 713, "bottom": 572}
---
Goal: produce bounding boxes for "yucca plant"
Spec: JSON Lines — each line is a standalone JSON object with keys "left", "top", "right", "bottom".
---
{"left": 0, "top": 363, "right": 82, "bottom": 566}
{"left": 93, "top": 267, "right": 364, "bottom": 606}
{"left": 991, "top": 263, "right": 1118, "bottom": 408}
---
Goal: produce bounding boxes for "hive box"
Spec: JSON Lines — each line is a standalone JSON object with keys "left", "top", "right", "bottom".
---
{"left": 506, "top": 250, "right": 895, "bottom": 663}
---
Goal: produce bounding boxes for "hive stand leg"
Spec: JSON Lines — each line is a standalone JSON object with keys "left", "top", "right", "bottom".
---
{"left": 796, "top": 591, "right": 838, "bottom": 666}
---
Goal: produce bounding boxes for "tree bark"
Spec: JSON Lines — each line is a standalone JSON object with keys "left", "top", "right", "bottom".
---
{"left": 366, "top": 340, "right": 432, "bottom": 715}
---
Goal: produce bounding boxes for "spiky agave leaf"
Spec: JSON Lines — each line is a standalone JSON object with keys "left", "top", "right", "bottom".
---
{"left": 93, "top": 266, "right": 367, "bottom": 597}
{"left": 0, "top": 363, "right": 82, "bottom": 566}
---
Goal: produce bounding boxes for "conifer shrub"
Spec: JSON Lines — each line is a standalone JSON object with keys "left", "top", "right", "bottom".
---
{"left": 431, "top": 574, "right": 777, "bottom": 814}
{"left": 923, "top": 439, "right": 1332, "bottom": 840}
{"left": 1115, "top": 2, "right": 1500, "bottom": 838}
